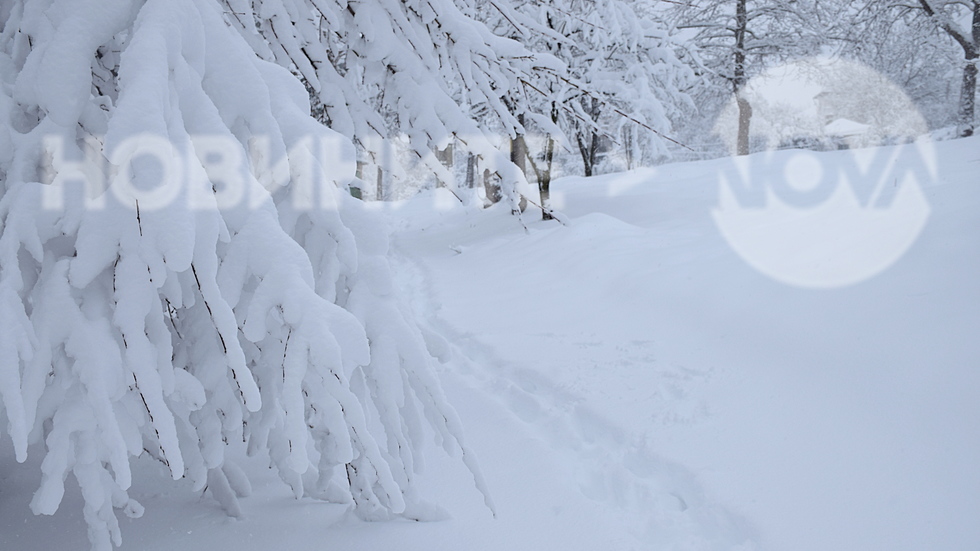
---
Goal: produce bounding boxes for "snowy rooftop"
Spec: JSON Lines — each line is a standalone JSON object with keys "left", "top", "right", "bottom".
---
{"left": 824, "top": 117, "right": 871, "bottom": 137}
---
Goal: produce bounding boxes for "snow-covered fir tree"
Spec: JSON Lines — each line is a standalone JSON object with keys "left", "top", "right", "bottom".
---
{"left": 0, "top": 1, "right": 494, "bottom": 550}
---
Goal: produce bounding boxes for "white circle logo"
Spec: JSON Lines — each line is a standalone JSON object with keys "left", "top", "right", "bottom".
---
{"left": 712, "top": 58, "right": 934, "bottom": 288}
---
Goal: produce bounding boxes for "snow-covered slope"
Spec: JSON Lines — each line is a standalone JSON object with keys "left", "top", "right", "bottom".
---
{"left": 386, "top": 136, "right": 980, "bottom": 551}
{"left": 3, "top": 137, "right": 977, "bottom": 550}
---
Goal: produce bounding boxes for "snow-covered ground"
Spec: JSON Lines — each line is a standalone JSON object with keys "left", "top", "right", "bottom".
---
{"left": 3, "top": 137, "right": 978, "bottom": 550}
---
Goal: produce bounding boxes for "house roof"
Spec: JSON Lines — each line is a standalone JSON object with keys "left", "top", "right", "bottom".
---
{"left": 824, "top": 118, "right": 870, "bottom": 137}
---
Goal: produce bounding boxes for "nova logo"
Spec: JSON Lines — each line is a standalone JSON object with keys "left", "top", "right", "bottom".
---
{"left": 712, "top": 58, "right": 934, "bottom": 288}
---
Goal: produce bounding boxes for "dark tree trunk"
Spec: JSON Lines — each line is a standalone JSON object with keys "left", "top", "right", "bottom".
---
{"left": 576, "top": 134, "right": 591, "bottom": 177}
{"left": 575, "top": 130, "right": 599, "bottom": 177}
{"left": 624, "top": 126, "right": 635, "bottom": 170}
{"left": 733, "top": 0, "right": 752, "bottom": 156}
{"left": 511, "top": 113, "right": 528, "bottom": 211}
{"left": 736, "top": 97, "right": 753, "bottom": 155}
{"left": 958, "top": 0, "right": 979, "bottom": 137}
{"left": 540, "top": 134, "right": 555, "bottom": 221}
{"left": 511, "top": 126, "right": 527, "bottom": 176}
{"left": 526, "top": 103, "right": 558, "bottom": 221}
{"left": 435, "top": 143, "right": 453, "bottom": 187}
{"left": 960, "top": 57, "right": 978, "bottom": 137}
{"left": 576, "top": 96, "right": 601, "bottom": 176}
{"left": 483, "top": 169, "right": 501, "bottom": 205}
{"left": 540, "top": 104, "right": 560, "bottom": 220}
{"left": 588, "top": 129, "right": 599, "bottom": 175}
{"left": 355, "top": 160, "right": 366, "bottom": 197}
{"left": 465, "top": 153, "right": 477, "bottom": 189}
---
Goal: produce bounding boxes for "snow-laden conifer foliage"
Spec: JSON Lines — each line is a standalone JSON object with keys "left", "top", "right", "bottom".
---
{"left": 0, "top": 1, "right": 491, "bottom": 549}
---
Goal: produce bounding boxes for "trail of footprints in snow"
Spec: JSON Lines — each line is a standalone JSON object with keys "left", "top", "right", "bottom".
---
{"left": 536, "top": 334, "right": 714, "bottom": 428}
{"left": 392, "top": 251, "right": 759, "bottom": 550}
{"left": 449, "top": 335, "right": 757, "bottom": 549}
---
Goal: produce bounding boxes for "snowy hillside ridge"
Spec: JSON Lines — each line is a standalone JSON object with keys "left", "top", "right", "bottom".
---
{"left": 0, "top": 2, "right": 493, "bottom": 550}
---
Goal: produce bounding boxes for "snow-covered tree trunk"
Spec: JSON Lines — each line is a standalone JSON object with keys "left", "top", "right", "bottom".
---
{"left": 524, "top": 101, "right": 559, "bottom": 220}
{"left": 960, "top": 57, "right": 979, "bottom": 136}
{"left": 575, "top": 96, "right": 601, "bottom": 176}
{"left": 0, "top": 2, "right": 491, "bottom": 550}
{"left": 733, "top": 0, "right": 752, "bottom": 156}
